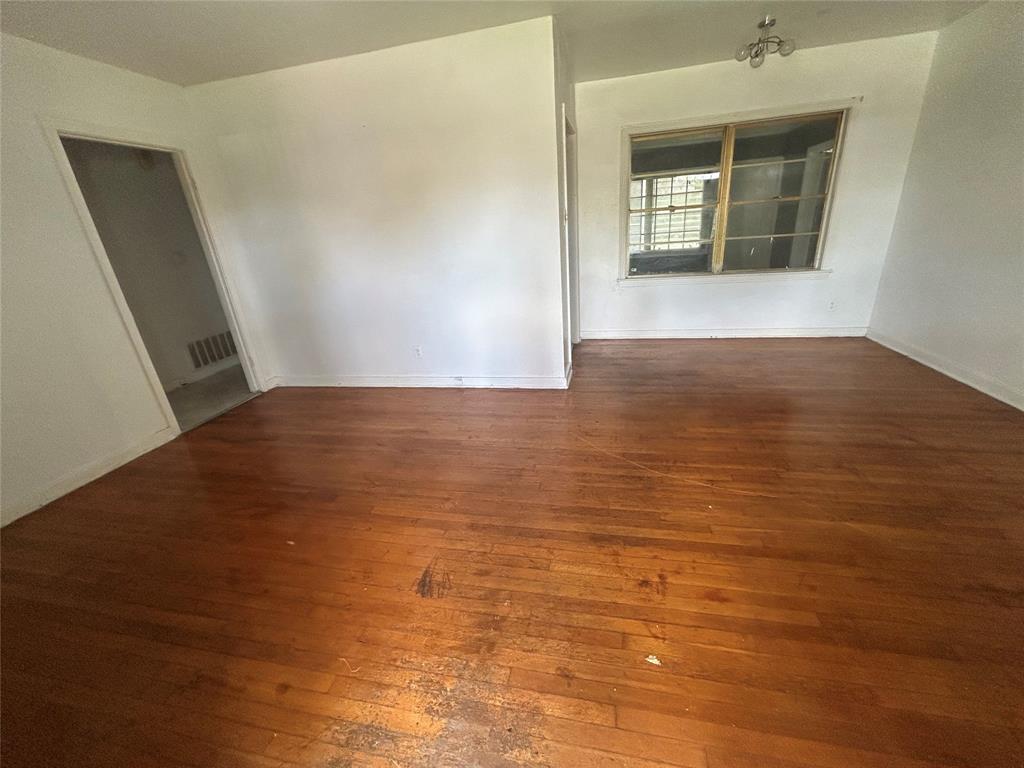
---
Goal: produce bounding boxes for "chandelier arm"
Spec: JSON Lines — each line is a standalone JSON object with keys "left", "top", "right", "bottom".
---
{"left": 737, "top": 14, "right": 795, "bottom": 66}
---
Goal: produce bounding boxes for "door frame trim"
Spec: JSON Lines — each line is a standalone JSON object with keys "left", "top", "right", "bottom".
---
{"left": 40, "top": 115, "right": 263, "bottom": 433}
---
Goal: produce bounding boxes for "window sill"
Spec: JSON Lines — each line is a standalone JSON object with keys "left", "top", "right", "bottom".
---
{"left": 617, "top": 269, "right": 832, "bottom": 287}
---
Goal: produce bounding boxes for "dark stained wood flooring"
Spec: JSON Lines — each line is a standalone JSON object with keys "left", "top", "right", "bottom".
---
{"left": 2, "top": 339, "right": 1023, "bottom": 768}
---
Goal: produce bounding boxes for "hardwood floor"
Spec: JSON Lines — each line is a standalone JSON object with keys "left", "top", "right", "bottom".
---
{"left": 3, "top": 339, "right": 1023, "bottom": 768}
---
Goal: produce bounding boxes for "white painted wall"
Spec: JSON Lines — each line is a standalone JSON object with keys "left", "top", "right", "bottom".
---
{"left": 62, "top": 139, "right": 237, "bottom": 390}
{"left": 0, "top": 34, "right": 195, "bottom": 525}
{"left": 1, "top": 20, "right": 569, "bottom": 524}
{"left": 188, "top": 18, "right": 566, "bottom": 388}
{"left": 575, "top": 32, "right": 937, "bottom": 339}
{"left": 869, "top": 3, "right": 1024, "bottom": 410}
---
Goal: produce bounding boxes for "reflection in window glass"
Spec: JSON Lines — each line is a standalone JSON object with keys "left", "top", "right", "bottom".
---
{"left": 732, "top": 114, "right": 839, "bottom": 163}
{"left": 724, "top": 113, "right": 839, "bottom": 271}
{"left": 625, "top": 112, "right": 843, "bottom": 277}
{"left": 627, "top": 128, "right": 722, "bottom": 276}
{"left": 729, "top": 159, "right": 830, "bottom": 201}
{"left": 727, "top": 199, "right": 825, "bottom": 238}
{"left": 723, "top": 234, "right": 820, "bottom": 271}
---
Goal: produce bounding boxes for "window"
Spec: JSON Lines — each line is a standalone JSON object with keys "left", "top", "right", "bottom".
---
{"left": 626, "top": 111, "right": 844, "bottom": 277}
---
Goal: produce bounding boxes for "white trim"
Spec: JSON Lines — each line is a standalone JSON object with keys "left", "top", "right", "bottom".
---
{"left": 1, "top": 427, "right": 178, "bottom": 527}
{"left": 867, "top": 331, "right": 1024, "bottom": 411}
{"left": 558, "top": 101, "right": 574, "bottom": 374}
{"left": 171, "top": 153, "right": 265, "bottom": 392}
{"left": 562, "top": 104, "right": 581, "bottom": 346}
{"left": 619, "top": 97, "right": 863, "bottom": 146}
{"left": 165, "top": 356, "right": 241, "bottom": 390}
{"left": 38, "top": 115, "right": 266, "bottom": 409}
{"left": 581, "top": 326, "right": 867, "bottom": 340}
{"left": 41, "top": 118, "right": 180, "bottom": 432}
{"left": 266, "top": 374, "right": 571, "bottom": 390}
{"left": 616, "top": 268, "right": 832, "bottom": 287}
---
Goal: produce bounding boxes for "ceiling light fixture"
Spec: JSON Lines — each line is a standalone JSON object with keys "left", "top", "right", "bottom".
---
{"left": 735, "top": 15, "right": 795, "bottom": 68}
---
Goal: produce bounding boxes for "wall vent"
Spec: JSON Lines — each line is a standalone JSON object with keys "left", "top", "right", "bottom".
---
{"left": 188, "top": 330, "right": 237, "bottom": 369}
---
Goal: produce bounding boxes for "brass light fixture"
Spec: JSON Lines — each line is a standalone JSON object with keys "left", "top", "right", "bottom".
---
{"left": 735, "top": 15, "right": 795, "bottom": 68}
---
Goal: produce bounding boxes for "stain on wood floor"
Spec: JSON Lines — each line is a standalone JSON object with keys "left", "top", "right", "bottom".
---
{"left": 2, "top": 339, "right": 1023, "bottom": 767}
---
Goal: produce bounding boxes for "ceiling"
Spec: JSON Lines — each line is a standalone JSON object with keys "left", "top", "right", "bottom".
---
{"left": 0, "top": 1, "right": 979, "bottom": 86}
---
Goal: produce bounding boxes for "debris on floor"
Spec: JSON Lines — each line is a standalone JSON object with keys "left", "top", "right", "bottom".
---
{"left": 644, "top": 654, "right": 663, "bottom": 666}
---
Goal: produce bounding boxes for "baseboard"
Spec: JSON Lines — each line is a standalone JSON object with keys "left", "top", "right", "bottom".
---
{"left": 867, "top": 330, "right": 1024, "bottom": 411}
{"left": 265, "top": 374, "right": 570, "bottom": 390}
{"left": 166, "top": 356, "right": 239, "bottom": 390}
{"left": 580, "top": 326, "right": 868, "bottom": 339}
{"left": 0, "top": 426, "right": 179, "bottom": 527}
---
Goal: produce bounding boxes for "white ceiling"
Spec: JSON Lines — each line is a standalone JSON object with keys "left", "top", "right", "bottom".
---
{"left": 0, "top": 1, "right": 979, "bottom": 86}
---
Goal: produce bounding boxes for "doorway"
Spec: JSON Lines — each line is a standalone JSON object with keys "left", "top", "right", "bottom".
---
{"left": 61, "top": 137, "right": 256, "bottom": 431}
{"left": 560, "top": 105, "right": 581, "bottom": 377}
{"left": 565, "top": 115, "right": 581, "bottom": 345}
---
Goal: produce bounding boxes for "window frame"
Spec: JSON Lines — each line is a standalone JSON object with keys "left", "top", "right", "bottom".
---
{"left": 619, "top": 106, "right": 849, "bottom": 281}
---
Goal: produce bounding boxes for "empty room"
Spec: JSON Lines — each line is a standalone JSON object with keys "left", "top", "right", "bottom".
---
{"left": 1, "top": 1, "right": 1022, "bottom": 766}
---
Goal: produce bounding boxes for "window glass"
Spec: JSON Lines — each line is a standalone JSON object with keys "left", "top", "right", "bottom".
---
{"left": 726, "top": 199, "right": 825, "bottom": 238}
{"left": 729, "top": 159, "right": 831, "bottom": 201}
{"left": 627, "top": 128, "right": 723, "bottom": 276}
{"left": 625, "top": 111, "right": 843, "bottom": 277}
{"left": 723, "top": 234, "right": 820, "bottom": 271}
{"left": 723, "top": 114, "right": 839, "bottom": 271}
{"left": 732, "top": 114, "right": 839, "bottom": 164}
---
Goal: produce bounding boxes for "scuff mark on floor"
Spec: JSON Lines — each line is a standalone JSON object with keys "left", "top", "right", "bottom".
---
{"left": 639, "top": 573, "right": 669, "bottom": 596}
{"left": 414, "top": 556, "right": 453, "bottom": 598}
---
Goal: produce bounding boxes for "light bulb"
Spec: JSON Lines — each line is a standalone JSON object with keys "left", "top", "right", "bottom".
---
{"left": 750, "top": 50, "right": 765, "bottom": 68}
{"left": 735, "top": 45, "right": 750, "bottom": 62}
{"left": 779, "top": 39, "right": 795, "bottom": 56}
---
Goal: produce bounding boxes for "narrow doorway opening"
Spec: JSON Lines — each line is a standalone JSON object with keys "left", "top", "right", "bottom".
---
{"left": 61, "top": 137, "right": 255, "bottom": 431}
{"left": 564, "top": 115, "right": 580, "bottom": 345}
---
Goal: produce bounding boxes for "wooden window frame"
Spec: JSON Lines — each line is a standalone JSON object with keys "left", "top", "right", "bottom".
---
{"left": 622, "top": 108, "right": 848, "bottom": 280}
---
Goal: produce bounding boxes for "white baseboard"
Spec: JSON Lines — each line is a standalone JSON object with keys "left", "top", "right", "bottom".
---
{"left": 580, "top": 326, "right": 868, "bottom": 339}
{"left": 265, "top": 374, "right": 570, "bottom": 390}
{"left": 867, "top": 330, "right": 1024, "bottom": 411}
{"left": 166, "top": 356, "right": 239, "bottom": 390}
{"left": 1, "top": 426, "right": 179, "bottom": 527}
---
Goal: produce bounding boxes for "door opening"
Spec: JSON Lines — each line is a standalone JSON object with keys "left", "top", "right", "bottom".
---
{"left": 560, "top": 105, "right": 581, "bottom": 377}
{"left": 61, "top": 137, "right": 256, "bottom": 431}
{"left": 565, "top": 115, "right": 580, "bottom": 345}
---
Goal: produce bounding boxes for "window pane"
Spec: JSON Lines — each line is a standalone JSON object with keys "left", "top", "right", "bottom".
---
{"left": 723, "top": 234, "right": 820, "bottom": 271}
{"left": 629, "top": 246, "right": 712, "bottom": 276}
{"left": 629, "top": 175, "right": 719, "bottom": 212}
{"left": 727, "top": 198, "right": 825, "bottom": 238}
{"left": 629, "top": 206, "right": 716, "bottom": 247}
{"left": 629, "top": 128, "right": 722, "bottom": 276}
{"left": 631, "top": 128, "right": 724, "bottom": 183}
{"left": 729, "top": 158, "right": 831, "bottom": 201}
{"left": 732, "top": 114, "right": 840, "bottom": 164}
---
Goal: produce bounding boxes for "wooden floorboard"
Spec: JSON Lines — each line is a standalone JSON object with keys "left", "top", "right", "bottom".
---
{"left": 3, "top": 338, "right": 1023, "bottom": 767}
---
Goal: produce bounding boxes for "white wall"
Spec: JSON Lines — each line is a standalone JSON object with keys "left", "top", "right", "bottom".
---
{"left": 869, "top": 3, "right": 1024, "bottom": 410}
{"left": 188, "top": 18, "right": 567, "bottom": 388}
{"left": 0, "top": 34, "right": 195, "bottom": 525}
{"left": 1, "top": 20, "right": 570, "bottom": 524}
{"left": 575, "top": 32, "right": 936, "bottom": 339}
{"left": 62, "top": 139, "right": 237, "bottom": 390}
